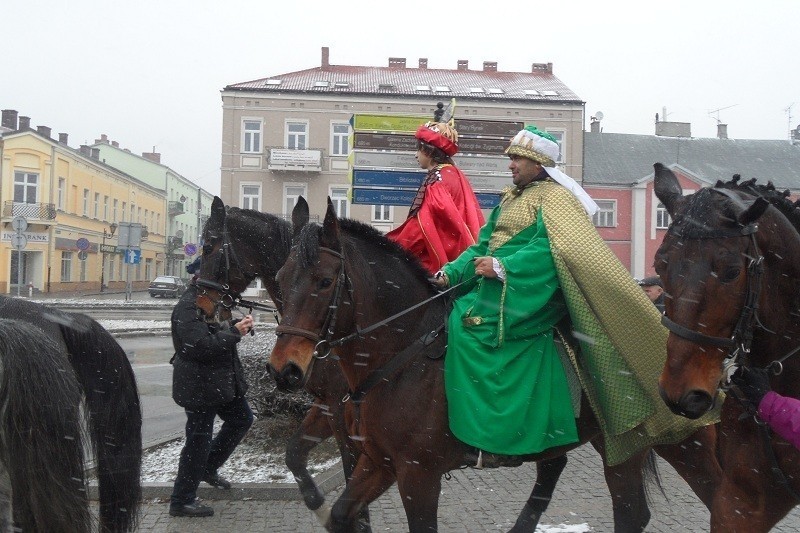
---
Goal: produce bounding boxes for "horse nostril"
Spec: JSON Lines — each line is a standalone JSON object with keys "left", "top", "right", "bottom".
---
{"left": 679, "top": 390, "right": 714, "bottom": 419}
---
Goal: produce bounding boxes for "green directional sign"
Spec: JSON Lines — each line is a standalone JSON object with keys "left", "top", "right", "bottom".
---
{"left": 352, "top": 114, "right": 428, "bottom": 133}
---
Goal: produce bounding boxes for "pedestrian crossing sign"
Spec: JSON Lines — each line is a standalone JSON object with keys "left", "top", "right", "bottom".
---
{"left": 124, "top": 248, "right": 141, "bottom": 264}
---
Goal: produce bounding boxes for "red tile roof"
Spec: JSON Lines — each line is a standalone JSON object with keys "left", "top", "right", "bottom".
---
{"left": 225, "top": 63, "right": 582, "bottom": 103}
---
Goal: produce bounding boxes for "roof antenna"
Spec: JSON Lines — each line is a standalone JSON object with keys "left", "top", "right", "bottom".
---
{"left": 708, "top": 104, "right": 737, "bottom": 125}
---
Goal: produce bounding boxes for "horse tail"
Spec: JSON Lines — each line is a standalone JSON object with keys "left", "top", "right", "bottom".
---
{"left": 642, "top": 448, "right": 665, "bottom": 503}
{"left": 0, "top": 318, "right": 91, "bottom": 532}
{"left": 59, "top": 313, "right": 142, "bottom": 532}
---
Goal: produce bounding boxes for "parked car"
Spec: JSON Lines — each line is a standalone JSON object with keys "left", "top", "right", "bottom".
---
{"left": 148, "top": 275, "right": 186, "bottom": 298}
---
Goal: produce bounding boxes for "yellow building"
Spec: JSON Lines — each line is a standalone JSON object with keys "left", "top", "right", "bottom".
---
{"left": 0, "top": 112, "right": 167, "bottom": 294}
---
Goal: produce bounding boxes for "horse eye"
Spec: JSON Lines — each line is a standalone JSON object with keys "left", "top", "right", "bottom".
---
{"left": 319, "top": 278, "right": 333, "bottom": 289}
{"left": 719, "top": 266, "right": 741, "bottom": 282}
{"left": 202, "top": 244, "right": 213, "bottom": 255}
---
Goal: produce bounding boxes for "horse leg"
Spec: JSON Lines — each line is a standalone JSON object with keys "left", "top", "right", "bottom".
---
{"left": 329, "top": 453, "right": 395, "bottom": 533}
{"left": 653, "top": 424, "right": 720, "bottom": 509}
{"left": 395, "top": 465, "right": 442, "bottom": 533}
{"left": 591, "top": 439, "right": 651, "bottom": 533}
{"left": 507, "top": 455, "right": 568, "bottom": 533}
{"left": 286, "top": 403, "right": 335, "bottom": 520}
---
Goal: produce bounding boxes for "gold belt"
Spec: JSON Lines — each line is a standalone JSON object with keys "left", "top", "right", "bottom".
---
{"left": 462, "top": 316, "right": 484, "bottom": 327}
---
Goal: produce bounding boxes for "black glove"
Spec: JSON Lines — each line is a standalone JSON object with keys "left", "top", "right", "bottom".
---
{"left": 730, "top": 366, "right": 771, "bottom": 406}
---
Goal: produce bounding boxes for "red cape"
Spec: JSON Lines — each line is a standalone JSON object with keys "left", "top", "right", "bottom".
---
{"left": 387, "top": 165, "right": 485, "bottom": 273}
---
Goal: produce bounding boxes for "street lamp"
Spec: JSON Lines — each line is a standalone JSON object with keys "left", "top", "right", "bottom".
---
{"left": 100, "top": 222, "right": 117, "bottom": 293}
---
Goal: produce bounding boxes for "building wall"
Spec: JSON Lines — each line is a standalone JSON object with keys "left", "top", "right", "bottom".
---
{"left": 0, "top": 131, "right": 167, "bottom": 294}
{"left": 220, "top": 92, "right": 584, "bottom": 224}
{"left": 585, "top": 185, "right": 633, "bottom": 271}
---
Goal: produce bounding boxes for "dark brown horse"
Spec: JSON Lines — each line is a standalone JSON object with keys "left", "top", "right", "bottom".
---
{"left": 654, "top": 162, "right": 800, "bottom": 531}
{"left": 267, "top": 198, "right": 720, "bottom": 533}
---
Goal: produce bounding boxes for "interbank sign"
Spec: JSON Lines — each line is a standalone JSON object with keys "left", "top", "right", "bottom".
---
{"left": 350, "top": 113, "right": 522, "bottom": 207}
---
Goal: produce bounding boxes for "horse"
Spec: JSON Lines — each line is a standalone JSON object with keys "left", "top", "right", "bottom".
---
{"left": 267, "top": 198, "right": 721, "bottom": 533}
{"left": 195, "top": 196, "right": 635, "bottom": 532}
{"left": 0, "top": 318, "right": 91, "bottom": 532}
{"left": 654, "top": 162, "right": 800, "bottom": 531}
{"left": 0, "top": 295, "right": 142, "bottom": 532}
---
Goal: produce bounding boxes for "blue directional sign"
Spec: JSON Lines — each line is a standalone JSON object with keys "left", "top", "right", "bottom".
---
{"left": 352, "top": 188, "right": 501, "bottom": 209}
{"left": 124, "top": 248, "right": 141, "bottom": 264}
{"left": 352, "top": 169, "right": 424, "bottom": 188}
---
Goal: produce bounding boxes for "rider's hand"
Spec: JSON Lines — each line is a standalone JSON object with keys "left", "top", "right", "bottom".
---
{"left": 474, "top": 257, "right": 497, "bottom": 279}
{"left": 430, "top": 271, "right": 449, "bottom": 289}
{"left": 234, "top": 315, "right": 254, "bottom": 336}
{"left": 730, "top": 366, "right": 771, "bottom": 406}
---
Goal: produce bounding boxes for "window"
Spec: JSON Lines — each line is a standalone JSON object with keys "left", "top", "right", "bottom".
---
{"left": 61, "top": 252, "right": 73, "bottom": 282}
{"left": 241, "top": 184, "right": 261, "bottom": 210}
{"left": 94, "top": 193, "right": 100, "bottom": 218}
{"left": 656, "top": 202, "right": 671, "bottom": 229}
{"left": 592, "top": 200, "right": 617, "bottom": 227}
{"left": 329, "top": 187, "right": 350, "bottom": 218}
{"left": 284, "top": 184, "right": 307, "bottom": 216}
{"left": 14, "top": 171, "right": 38, "bottom": 203}
{"left": 286, "top": 121, "right": 308, "bottom": 150}
{"left": 83, "top": 189, "right": 90, "bottom": 216}
{"left": 113, "top": 199, "right": 118, "bottom": 222}
{"left": 545, "top": 130, "right": 565, "bottom": 163}
{"left": 156, "top": 213, "right": 161, "bottom": 235}
{"left": 331, "top": 123, "right": 349, "bottom": 157}
{"left": 103, "top": 196, "right": 109, "bottom": 220}
{"left": 108, "top": 255, "right": 115, "bottom": 282}
{"left": 242, "top": 119, "right": 262, "bottom": 153}
{"left": 58, "top": 178, "right": 66, "bottom": 210}
{"left": 372, "top": 204, "right": 393, "bottom": 222}
{"left": 122, "top": 202, "right": 126, "bottom": 221}
{"left": 80, "top": 255, "right": 87, "bottom": 282}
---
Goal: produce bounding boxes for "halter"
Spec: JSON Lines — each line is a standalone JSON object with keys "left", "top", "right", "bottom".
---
{"left": 195, "top": 219, "right": 279, "bottom": 322}
{"left": 660, "top": 188, "right": 765, "bottom": 379}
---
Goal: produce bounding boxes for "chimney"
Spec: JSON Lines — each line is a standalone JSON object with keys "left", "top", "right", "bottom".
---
{"left": 95, "top": 133, "right": 109, "bottom": 144}
{"left": 531, "top": 62, "right": 553, "bottom": 74}
{"left": 142, "top": 151, "right": 161, "bottom": 163}
{"left": 79, "top": 144, "right": 91, "bottom": 157}
{"left": 388, "top": 57, "right": 406, "bottom": 69}
{"left": 483, "top": 61, "right": 497, "bottom": 72}
{"left": 418, "top": 58, "right": 428, "bottom": 69}
{"left": 36, "top": 125, "right": 52, "bottom": 138}
{"left": 111, "top": 140, "right": 119, "bottom": 147}
{"left": 590, "top": 119, "right": 601, "bottom": 133}
{"left": 717, "top": 123, "right": 728, "bottom": 140}
{"left": 1, "top": 109, "right": 18, "bottom": 130}
{"left": 58, "top": 132, "right": 69, "bottom": 145}
{"left": 321, "top": 46, "right": 330, "bottom": 69}
{"left": 18, "top": 116, "right": 31, "bottom": 130}
{"left": 90, "top": 147, "right": 100, "bottom": 159}
{"left": 457, "top": 59, "right": 469, "bottom": 71}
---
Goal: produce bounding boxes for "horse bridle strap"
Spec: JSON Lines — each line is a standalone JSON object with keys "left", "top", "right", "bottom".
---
{"left": 661, "top": 315, "right": 735, "bottom": 348}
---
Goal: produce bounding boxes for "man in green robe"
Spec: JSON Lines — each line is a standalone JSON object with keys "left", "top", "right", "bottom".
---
{"left": 436, "top": 125, "right": 716, "bottom": 465}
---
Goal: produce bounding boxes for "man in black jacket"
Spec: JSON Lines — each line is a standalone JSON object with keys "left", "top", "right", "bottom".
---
{"left": 168, "top": 273, "right": 254, "bottom": 518}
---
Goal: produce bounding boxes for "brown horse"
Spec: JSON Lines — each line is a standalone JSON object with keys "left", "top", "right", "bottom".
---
{"left": 195, "top": 196, "right": 615, "bottom": 531}
{"left": 654, "top": 162, "right": 800, "bottom": 531}
{"left": 268, "top": 198, "right": 720, "bottom": 533}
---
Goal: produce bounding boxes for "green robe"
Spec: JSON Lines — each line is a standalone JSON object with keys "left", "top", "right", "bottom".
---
{"left": 442, "top": 186, "right": 579, "bottom": 455}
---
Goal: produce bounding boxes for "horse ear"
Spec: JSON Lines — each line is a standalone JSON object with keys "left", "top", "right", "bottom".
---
{"left": 320, "top": 197, "right": 341, "bottom": 249}
{"left": 291, "top": 196, "right": 310, "bottom": 237}
{"left": 738, "top": 197, "right": 770, "bottom": 226}
{"left": 653, "top": 163, "right": 683, "bottom": 217}
{"left": 208, "top": 196, "right": 226, "bottom": 231}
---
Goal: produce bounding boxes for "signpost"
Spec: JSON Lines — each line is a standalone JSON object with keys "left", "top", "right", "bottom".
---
{"left": 116, "top": 222, "right": 142, "bottom": 301}
{"left": 184, "top": 243, "right": 197, "bottom": 257}
{"left": 12, "top": 217, "right": 27, "bottom": 297}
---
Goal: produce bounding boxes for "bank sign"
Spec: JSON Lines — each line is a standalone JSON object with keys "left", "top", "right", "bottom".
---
{"left": 1, "top": 231, "right": 49, "bottom": 243}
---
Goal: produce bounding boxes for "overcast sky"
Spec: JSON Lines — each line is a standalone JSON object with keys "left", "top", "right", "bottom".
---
{"left": 4, "top": 0, "right": 798, "bottom": 196}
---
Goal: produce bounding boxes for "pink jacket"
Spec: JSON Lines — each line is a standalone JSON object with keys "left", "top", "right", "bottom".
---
{"left": 759, "top": 391, "right": 800, "bottom": 450}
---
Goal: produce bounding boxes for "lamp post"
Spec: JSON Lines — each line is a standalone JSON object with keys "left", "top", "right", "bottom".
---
{"left": 100, "top": 222, "right": 117, "bottom": 293}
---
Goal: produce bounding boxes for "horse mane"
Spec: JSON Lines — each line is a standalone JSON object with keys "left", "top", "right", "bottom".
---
{"left": 227, "top": 207, "right": 293, "bottom": 256}
{"left": 714, "top": 175, "right": 800, "bottom": 235}
{"left": 295, "top": 217, "right": 433, "bottom": 284}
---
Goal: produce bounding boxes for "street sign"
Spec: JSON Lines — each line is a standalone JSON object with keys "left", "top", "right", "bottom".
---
{"left": 78, "top": 250, "right": 88, "bottom": 261}
{"left": 76, "top": 237, "right": 90, "bottom": 251}
{"left": 100, "top": 244, "right": 117, "bottom": 253}
{"left": 352, "top": 169, "right": 424, "bottom": 188}
{"left": 124, "top": 248, "right": 141, "bottom": 264}
{"left": 11, "top": 216, "right": 27, "bottom": 232}
{"left": 116, "top": 222, "right": 143, "bottom": 248}
{"left": 184, "top": 243, "right": 197, "bottom": 256}
{"left": 352, "top": 188, "right": 500, "bottom": 209}
{"left": 11, "top": 233, "right": 27, "bottom": 249}
{"left": 351, "top": 114, "right": 428, "bottom": 133}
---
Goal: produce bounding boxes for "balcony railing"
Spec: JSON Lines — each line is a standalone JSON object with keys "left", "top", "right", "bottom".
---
{"left": 168, "top": 201, "right": 185, "bottom": 216}
{"left": 3, "top": 201, "right": 57, "bottom": 220}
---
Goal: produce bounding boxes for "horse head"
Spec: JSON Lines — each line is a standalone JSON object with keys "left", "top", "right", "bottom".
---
{"left": 270, "top": 198, "right": 353, "bottom": 391}
{"left": 652, "top": 163, "right": 795, "bottom": 418}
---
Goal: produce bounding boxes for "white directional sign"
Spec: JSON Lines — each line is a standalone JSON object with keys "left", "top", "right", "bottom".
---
{"left": 124, "top": 248, "right": 141, "bottom": 264}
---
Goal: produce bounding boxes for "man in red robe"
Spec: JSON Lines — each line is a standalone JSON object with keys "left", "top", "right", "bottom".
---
{"left": 386, "top": 121, "right": 485, "bottom": 273}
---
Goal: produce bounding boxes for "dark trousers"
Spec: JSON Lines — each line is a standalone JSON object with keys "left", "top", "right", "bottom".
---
{"left": 170, "top": 396, "right": 254, "bottom": 506}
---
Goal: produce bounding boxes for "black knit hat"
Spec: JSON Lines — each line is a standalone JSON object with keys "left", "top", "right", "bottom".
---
{"left": 638, "top": 276, "right": 662, "bottom": 288}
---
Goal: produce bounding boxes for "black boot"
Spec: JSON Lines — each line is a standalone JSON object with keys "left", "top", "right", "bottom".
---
{"left": 202, "top": 472, "right": 232, "bottom": 489}
{"left": 465, "top": 448, "right": 524, "bottom": 469}
{"left": 169, "top": 500, "right": 214, "bottom": 517}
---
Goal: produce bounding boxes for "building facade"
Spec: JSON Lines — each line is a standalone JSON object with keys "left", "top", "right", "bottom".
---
{"left": 0, "top": 110, "right": 167, "bottom": 294}
{"left": 91, "top": 135, "right": 214, "bottom": 276}
{"left": 220, "top": 47, "right": 585, "bottom": 225}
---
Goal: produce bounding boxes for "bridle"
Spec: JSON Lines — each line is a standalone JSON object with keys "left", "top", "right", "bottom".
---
{"left": 195, "top": 219, "right": 279, "bottom": 322}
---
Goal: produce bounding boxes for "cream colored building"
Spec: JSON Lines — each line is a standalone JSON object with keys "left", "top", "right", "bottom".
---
{"left": 0, "top": 110, "right": 167, "bottom": 294}
{"left": 220, "top": 47, "right": 585, "bottom": 226}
